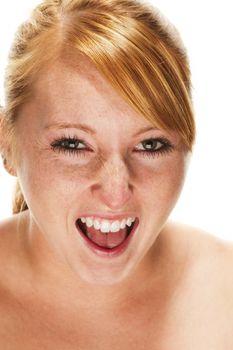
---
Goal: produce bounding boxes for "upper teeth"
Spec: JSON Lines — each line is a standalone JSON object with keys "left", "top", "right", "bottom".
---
{"left": 80, "top": 217, "right": 136, "bottom": 233}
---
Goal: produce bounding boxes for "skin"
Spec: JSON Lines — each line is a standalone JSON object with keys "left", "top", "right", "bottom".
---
{"left": 1, "top": 54, "right": 233, "bottom": 348}
{"left": 10, "top": 53, "right": 189, "bottom": 292}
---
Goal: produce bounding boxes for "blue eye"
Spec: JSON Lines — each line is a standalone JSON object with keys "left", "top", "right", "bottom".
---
{"left": 135, "top": 138, "right": 174, "bottom": 158}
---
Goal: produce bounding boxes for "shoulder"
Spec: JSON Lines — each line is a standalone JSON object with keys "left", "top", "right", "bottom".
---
{"left": 166, "top": 219, "right": 233, "bottom": 255}
{"left": 0, "top": 212, "right": 23, "bottom": 251}
{"left": 0, "top": 212, "right": 29, "bottom": 287}
{"left": 167, "top": 220, "right": 233, "bottom": 274}
{"left": 0, "top": 210, "right": 28, "bottom": 238}
{"left": 0, "top": 215, "right": 16, "bottom": 255}
{"left": 157, "top": 222, "right": 233, "bottom": 344}
{"left": 168, "top": 220, "right": 233, "bottom": 314}
{"left": 0, "top": 210, "right": 30, "bottom": 258}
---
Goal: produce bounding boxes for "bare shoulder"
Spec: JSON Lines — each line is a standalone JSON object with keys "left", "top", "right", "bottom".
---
{"left": 167, "top": 219, "right": 232, "bottom": 250}
{"left": 0, "top": 210, "right": 28, "bottom": 239}
{"left": 168, "top": 219, "right": 233, "bottom": 272}
{"left": 0, "top": 212, "right": 24, "bottom": 252}
{"left": 163, "top": 221, "right": 233, "bottom": 345}
{"left": 0, "top": 212, "right": 29, "bottom": 285}
{"left": 0, "top": 214, "right": 17, "bottom": 255}
{"left": 167, "top": 220, "right": 233, "bottom": 310}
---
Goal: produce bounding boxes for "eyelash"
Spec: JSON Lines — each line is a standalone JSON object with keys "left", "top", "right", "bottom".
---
{"left": 50, "top": 135, "right": 174, "bottom": 159}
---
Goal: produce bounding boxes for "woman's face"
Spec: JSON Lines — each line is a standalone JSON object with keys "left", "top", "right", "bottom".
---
{"left": 15, "top": 55, "right": 189, "bottom": 285}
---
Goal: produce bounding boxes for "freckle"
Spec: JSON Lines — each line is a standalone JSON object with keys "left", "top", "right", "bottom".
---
{"left": 87, "top": 154, "right": 105, "bottom": 178}
{"left": 63, "top": 154, "right": 105, "bottom": 182}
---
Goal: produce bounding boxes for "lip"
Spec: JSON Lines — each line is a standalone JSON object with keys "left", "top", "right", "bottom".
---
{"left": 75, "top": 217, "right": 139, "bottom": 258}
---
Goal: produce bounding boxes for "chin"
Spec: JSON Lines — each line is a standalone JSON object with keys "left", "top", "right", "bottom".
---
{"left": 77, "top": 272, "right": 127, "bottom": 286}
{"left": 72, "top": 260, "right": 134, "bottom": 286}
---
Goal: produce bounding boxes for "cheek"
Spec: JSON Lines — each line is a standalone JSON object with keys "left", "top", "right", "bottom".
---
{"left": 137, "top": 155, "right": 186, "bottom": 215}
{"left": 18, "top": 151, "right": 101, "bottom": 210}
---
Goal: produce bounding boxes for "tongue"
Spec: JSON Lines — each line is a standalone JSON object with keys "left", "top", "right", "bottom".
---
{"left": 86, "top": 226, "right": 128, "bottom": 249}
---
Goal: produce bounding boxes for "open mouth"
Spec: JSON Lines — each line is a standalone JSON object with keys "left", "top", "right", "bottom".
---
{"left": 75, "top": 218, "right": 138, "bottom": 254}
{"left": 77, "top": 219, "right": 133, "bottom": 239}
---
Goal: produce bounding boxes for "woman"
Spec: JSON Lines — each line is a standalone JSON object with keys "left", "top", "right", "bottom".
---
{"left": 0, "top": 0, "right": 232, "bottom": 348}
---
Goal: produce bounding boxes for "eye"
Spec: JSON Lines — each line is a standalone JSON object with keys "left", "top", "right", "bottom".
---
{"left": 50, "top": 136, "right": 89, "bottom": 157}
{"left": 134, "top": 137, "right": 174, "bottom": 158}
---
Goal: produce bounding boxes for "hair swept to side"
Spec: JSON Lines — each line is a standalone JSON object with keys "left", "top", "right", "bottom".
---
{"left": 1, "top": 0, "right": 196, "bottom": 214}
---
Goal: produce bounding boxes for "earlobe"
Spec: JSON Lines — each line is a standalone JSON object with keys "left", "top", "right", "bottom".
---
{"left": 0, "top": 107, "right": 17, "bottom": 177}
{"left": 2, "top": 156, "right": 17, "bottom": 177}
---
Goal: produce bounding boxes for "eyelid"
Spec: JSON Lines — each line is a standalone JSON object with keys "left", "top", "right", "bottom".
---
{"left": 136, "top": 136, "right": 174, "bottom": 147}
{"left": 50, "top": 134, "right": 175, "bottom": 160}
{"left": 51, "top": 135, "right": 88, "bottom": 148}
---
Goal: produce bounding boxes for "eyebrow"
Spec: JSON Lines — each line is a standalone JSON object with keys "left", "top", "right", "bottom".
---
{"left": 44, "top": 122, "right": 96, "bottom": 135}
{"left": 44, "top": 122, "right": 159, "bottom": 136}
{"left": 133, "top": 126, "right": 159, "bottom": 136}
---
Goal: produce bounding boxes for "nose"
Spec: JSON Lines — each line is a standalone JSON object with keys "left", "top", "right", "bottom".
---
{"left": 91, "top": 154, "right": 133, "bottom": 210}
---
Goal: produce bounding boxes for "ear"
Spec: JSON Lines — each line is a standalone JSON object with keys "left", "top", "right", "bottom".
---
{"left": 1, "top": 156, "right": 17, "bottom": 177}
{"left": 0, "top": 107, "right": 17, "bottom": 177}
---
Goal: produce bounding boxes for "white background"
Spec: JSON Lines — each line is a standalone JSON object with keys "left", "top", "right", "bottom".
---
{"left": 0, "top": 1, "right": 232, "bottom": 240}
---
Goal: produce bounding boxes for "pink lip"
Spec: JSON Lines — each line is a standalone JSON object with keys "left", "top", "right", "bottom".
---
{"left": 75, "top": 218, "right": 139, "bottom": 258}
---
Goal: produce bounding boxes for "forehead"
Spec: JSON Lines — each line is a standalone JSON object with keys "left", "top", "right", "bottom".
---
{"left": 33, "top": 53, "right": 115, "bottom": 104}
{"left": 30, "top": 53, "right": 155, "bottom": 129}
